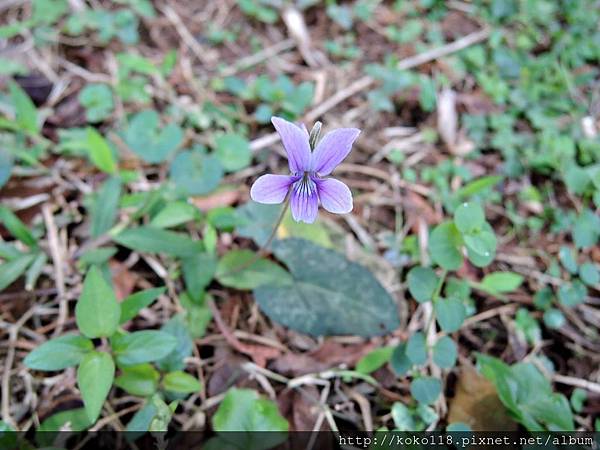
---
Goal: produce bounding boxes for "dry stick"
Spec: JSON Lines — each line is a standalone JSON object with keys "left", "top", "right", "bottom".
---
{"left": 1, "top": 307, "right": 38, "bottom": 428}
{"left": 159, "top": 4, "right": 213, "bottom": 65}
{"left": 250, "top": 27, "right": 491, "bottom": 152}
{"left": 553, "top": 374, "right": 600, "bottom": 395}
{"left": 220, "top": 39, "right": 296, "bottom": 77}
{"left": 42, "top": 204, "right": 67, "bottom": 337}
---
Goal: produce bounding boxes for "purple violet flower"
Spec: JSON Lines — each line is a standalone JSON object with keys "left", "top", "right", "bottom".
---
{"left": 250, "top": 117, "right": 361, "bottom": 224}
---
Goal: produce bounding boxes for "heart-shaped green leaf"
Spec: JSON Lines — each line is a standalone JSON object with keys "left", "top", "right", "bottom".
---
{"left": 253, "top": 239, "right": 400, "bottom": 337}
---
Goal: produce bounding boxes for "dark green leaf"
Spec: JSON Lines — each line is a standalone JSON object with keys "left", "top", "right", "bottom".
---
{"left": 77, "top": 351, "right": 115, "bottom": 423}
{"left": 557, "top": 281, "right": 587, "bottom": 307}
{"left": 125, "top": 402, "right": 157, "bottom": 434}
{"left": 454, "top": 202, "right": 485, "bottom": 234}
{"left": 170, "top": 148, "right": 223, "bottom": 195}
{"left": 149, "top": 201, "right": 199, "bottom": 228}
{"left": 37, "top": 408, "right": 91, "bottom": 436}
{"left": 480, "top": 272, "right": 523, "bottom": 294}
{"left": 123, "top": 110, "right": 183, "bottom": 163}
{"left": 79, "top": 84, "right": 114, "bottom": 123}
{"left": 163, "top": 371, "right": 202, "bottom": 394}
{"left": 214, "top": 133, "right": 251, "bottom": 172}
{"left": 432, "top": 336, "right": 457, "bottom": 369}
{"left": 155, "top": 315, "right": 194, "bottom": 372}
{"left": 119, "top": 287, "right": 165, "bottom": 324}
{"left": 407, "top": 267, "right": 438, "bottom": 303}
{"left": 558, "top": 246, "right": 578, "bottom": 274}
{"left": 0, "top": 206, "right": 36, "bottom": 246}
{"left": 434, "top": 297, "right": 466, "bottom": 333}
{"left": 0, "top": 253, "right": 35, "bottom": 292}
{"left": 86, "top": 128, "right": 117, "bottom": 174}
{"left": 8, "top": 80, "right": 38, "bottom": 134}
{"left": 114, "top": 226, "right": 203, "bottom": 257}
{"left": 113, "top": 330, "right": 178, "bottom": 366}
{"left": 410, "top": 377, "right": 441, "bottom": 404}
{"left": 543, "top": 308, "right": 565, "bottom": 329}
{"left": 406, "top": 332, "right": 427, "bottom": 365}
{"left": 24, "top": 334, "right": 93, "bottom": 371}
{"left": 75, "top": 266, "right": 121, "bottom": 338}
{"left": 216, "top": 249, "right": 291, "bottom": 290}
{"left": 390, "top": 343, "right": 413, "bottom": 376}
{"left": 253, "top": 239, "right": 400, "bottom": 337}
{"left": 579, "top": 262, "right": 599, "bottom": 286}
{"left": 355, "top": 347, "right": 393, "bottom": 375}
{"left": 182, "top": 253, "right": 217, "bottom": 301}
{"left": 213, "top": 388, "right": 288, "bottom": 445}
{"left": 90, "top": 176, "right": 121, "bottom": 237}
{"left": 115, "top": 364, "right": 159, "bottom": 397}
{"left": 429, "top": 222, "right": 463, "bottom": 270}
{"left": 0, "top": 148, "right": 13, "bottom": 189}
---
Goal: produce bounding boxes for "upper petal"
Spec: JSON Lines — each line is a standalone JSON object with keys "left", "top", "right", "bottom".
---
{"left": 311, "top": 128, "right": 360, "bottom": 175}
{"left": 250, "top": 174, "right": 294, "bottom": 204}
{"left": 290, "top": 177, "right": 319, "bottom": 223}
{"left": 315, "top": 177, "right": 353, "bottom": 214}
{"left": 271, "top": 117, "right": 311, "bottom": 174}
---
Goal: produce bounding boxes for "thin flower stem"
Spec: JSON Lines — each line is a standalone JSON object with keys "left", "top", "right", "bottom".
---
{"left": 220, "top": 193, "right": 291, "bottom": 278}
{"left": 425, "top": 269, "right": 447, "bottom": 336}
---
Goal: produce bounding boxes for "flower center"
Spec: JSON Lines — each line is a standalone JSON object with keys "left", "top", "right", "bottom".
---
{"left": 293, "top": 173, "right": 316, "bottom": 197}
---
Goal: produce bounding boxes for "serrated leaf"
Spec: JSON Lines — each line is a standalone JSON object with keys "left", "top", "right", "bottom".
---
{"left": 75, "top": 266, "right": 121, "bottom": 338}
{"left": 113, "top": 330, "right": 178, "bottom": 366}
{"left": 24, "top": 334, "right": 93, "bottom": 371}
{"left": 77, "top": 351, "right": 115, "bottom": 423}
{"left": 119, "top": 287, "right": 165, "bottom": 324}
{"left": 253, "top": 238, "right": 400, "bottom": 337}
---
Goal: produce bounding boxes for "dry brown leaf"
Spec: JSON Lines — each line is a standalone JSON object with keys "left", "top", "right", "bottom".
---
{"left": 109, "top": 260, "right": 138, "bottom": 300}
{"left": 191, "top": 188, "right": 240, "bottom": 211}
{"left": 448, "top": 366, "right": 517, "bottom": 431}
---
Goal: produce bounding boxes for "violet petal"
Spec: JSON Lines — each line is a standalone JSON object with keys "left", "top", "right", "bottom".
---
{"left": 311, "top": 128, "right": 360, "bottom": 175}
{"left": 250, "top": 174, "right": 295, "bottom": 204}
{"left": 316, "top": 177, "right": 353, "bottom": 214}
{"left": 271, "top": 116, "right": 311, "bottom": 174}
